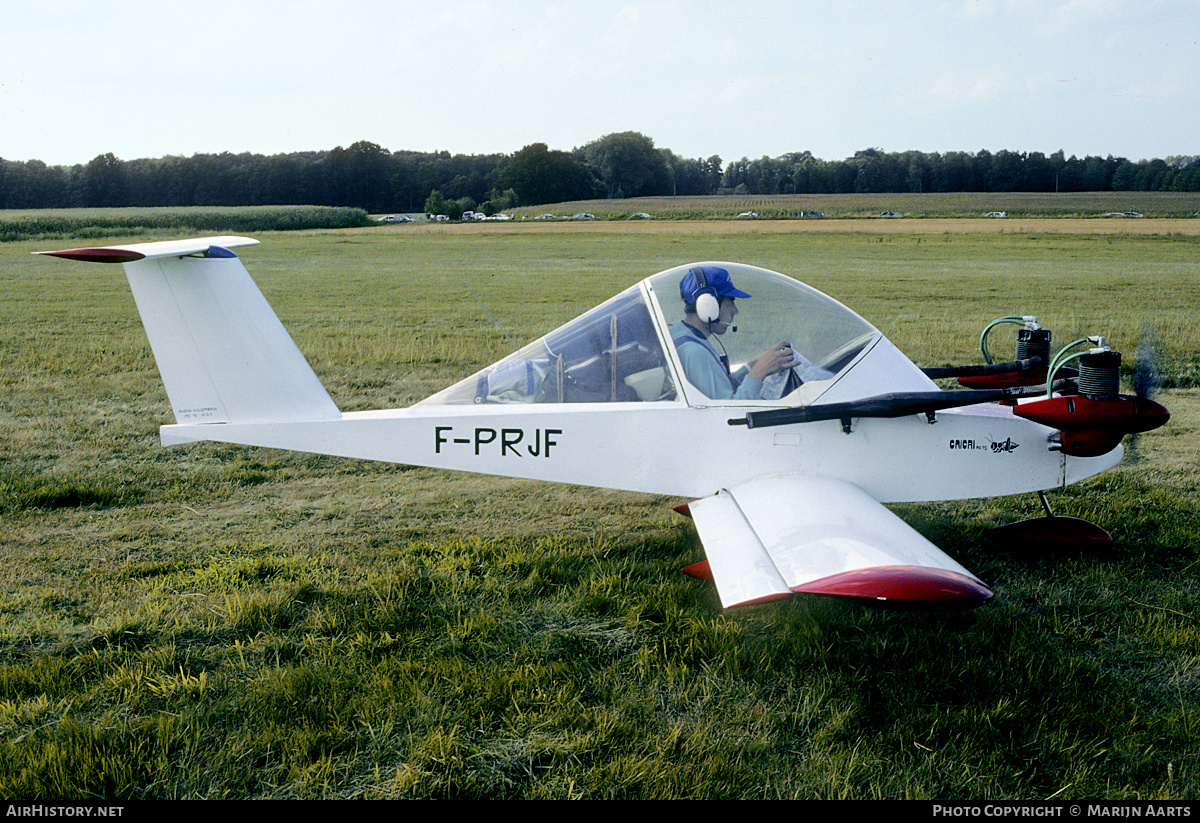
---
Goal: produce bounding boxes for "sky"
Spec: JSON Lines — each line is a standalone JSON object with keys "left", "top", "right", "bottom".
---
{"left": 4, "top": 0, "right": 1197, "bottom": 167}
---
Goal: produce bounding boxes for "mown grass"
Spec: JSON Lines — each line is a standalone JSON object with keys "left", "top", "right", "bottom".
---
{"left": 0, "top": 222, "right": 1197, "bottom": 798}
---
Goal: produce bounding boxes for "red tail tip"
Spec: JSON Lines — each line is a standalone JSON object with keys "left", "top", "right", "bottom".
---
{"left": 40, "top": 248, "right": 145, "bottom": 263}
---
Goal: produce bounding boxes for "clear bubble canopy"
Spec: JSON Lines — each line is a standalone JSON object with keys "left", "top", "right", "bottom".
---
{"left": 418, "top": 263, "right": 879, "bottom": 406}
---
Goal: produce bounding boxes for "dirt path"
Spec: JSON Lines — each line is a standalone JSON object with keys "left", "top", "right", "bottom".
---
{"left": 372, "top": 218, "right": 1200, "bottom": 237}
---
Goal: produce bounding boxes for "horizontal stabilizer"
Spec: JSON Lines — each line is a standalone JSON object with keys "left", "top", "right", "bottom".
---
{"left": 39, "top": 236, "right": 261, "bottom": 263}
{"left": 685, "top": 475, "right": 992, "bottom": 610}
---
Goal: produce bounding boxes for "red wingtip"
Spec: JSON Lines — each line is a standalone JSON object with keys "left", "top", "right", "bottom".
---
{"left": 793, "top": 566, "right": 993, "bottom": 611}
{"left": 672, "top": 502, "right": 693, "bottom": 519}
{"left": 681, "top": 560, "right": 712, "bottom": 581}
{"left": 39, "top": 248, "right": 145, "bottom": 263}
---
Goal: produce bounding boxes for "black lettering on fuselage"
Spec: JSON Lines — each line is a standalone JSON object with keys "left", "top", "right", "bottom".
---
{"left": 435, "top": 426, "right": 562, "bottom": 458}
{"left": 502, "top": 428, "right": 523, "bottom": 456}
{"left": 474, "top": 427, "right": 496, "bottom": 455}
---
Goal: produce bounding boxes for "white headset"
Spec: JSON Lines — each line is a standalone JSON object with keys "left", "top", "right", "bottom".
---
{"left": 691, "top": 267, "right": 721, "bottom": 323}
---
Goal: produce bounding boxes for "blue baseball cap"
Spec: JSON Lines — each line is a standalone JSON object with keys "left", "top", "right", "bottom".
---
{"left": 679, "top": 266, "right": 752, "bottom": 304}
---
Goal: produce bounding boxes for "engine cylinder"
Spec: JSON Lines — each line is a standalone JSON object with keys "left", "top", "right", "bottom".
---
{"left": 1078, "top": 351, "right": 1122, "bottom": 400}
{"left": 1016, "top": 328, "right": 1051, "bottom": 365}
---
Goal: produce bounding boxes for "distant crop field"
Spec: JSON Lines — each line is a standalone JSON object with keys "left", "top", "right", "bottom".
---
{"left": 1, "top": 223, "right": 1198, "bottom": 798}
{"left": 0, "top": 206, "right": 371, "bottom": 242}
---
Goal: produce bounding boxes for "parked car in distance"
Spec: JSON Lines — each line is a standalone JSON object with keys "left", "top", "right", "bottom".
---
{"left": 984, "top": 211, "right": 1008, "bottom": 218}
{"left": 875, "top": 210, "right": 902, "bottom": 217}
{"left": 736, "top": 211, "right": 759, "bottom": 218}
{"left": 632, "top": 212, "right": 652, "bottom": 219}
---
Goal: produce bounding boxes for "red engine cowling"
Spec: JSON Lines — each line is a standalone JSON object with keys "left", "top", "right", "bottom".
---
{"left": 1013, "top": 351, "right": 1169, "bottom": 457}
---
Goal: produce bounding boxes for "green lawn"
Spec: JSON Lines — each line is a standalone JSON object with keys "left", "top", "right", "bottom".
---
{"left": 0, "top": 223, "right": 1197, "bottom": 798}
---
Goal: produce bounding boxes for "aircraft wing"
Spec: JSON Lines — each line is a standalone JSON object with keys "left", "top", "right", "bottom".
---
{"left": 683, "top": 475, "right": 992, "bottom": 610}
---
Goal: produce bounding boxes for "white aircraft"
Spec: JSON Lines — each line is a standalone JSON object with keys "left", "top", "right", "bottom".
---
{"left": 40, "top": 237, "right": 1169, "bottom": 612}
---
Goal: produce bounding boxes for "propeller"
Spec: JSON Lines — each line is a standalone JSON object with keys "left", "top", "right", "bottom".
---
{"left": 1132, "top": 331, "right": 1162, "bottom": 400}
{"left": 1124, "top": 330, "right": 1164, "bottom": 461}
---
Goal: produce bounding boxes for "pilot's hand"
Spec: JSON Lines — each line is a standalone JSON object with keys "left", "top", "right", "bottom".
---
{"left": 749, "top": 342, "right": 797, "bottom": 381}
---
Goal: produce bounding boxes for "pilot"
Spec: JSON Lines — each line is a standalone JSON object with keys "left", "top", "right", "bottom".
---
{"left": 671, "top": 267, "right": 797, "bottom": 399}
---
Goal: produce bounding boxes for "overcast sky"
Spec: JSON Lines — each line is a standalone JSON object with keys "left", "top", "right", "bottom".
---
{"left": 4, "top": 0, "right": 1196, "bottom": 167}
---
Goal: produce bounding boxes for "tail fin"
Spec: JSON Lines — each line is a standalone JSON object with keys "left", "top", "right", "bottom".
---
{"left": 41, "top": 237, "right": 340, "bottom": 425}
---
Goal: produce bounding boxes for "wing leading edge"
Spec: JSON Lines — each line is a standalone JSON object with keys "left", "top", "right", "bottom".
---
{"left": 683, "top": 475, "right": 993, "bottom": 610}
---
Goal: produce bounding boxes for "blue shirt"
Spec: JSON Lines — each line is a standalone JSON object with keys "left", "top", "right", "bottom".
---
{"left": 671, "top": 320, "right": 763, "bottom": 400}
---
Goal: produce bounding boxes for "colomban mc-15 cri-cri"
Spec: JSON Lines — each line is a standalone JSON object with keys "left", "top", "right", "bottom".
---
{"left": 41, "top": 237, "right": 1169, "bottom": 611}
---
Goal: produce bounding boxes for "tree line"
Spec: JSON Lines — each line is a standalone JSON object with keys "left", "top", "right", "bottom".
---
{"left": 2, "top": 133, "right": 1198, "bottom": 216}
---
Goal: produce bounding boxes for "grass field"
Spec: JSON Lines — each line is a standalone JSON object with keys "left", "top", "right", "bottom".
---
{"left": 1, "top": 218, "right": 1198, "bottom": 799}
